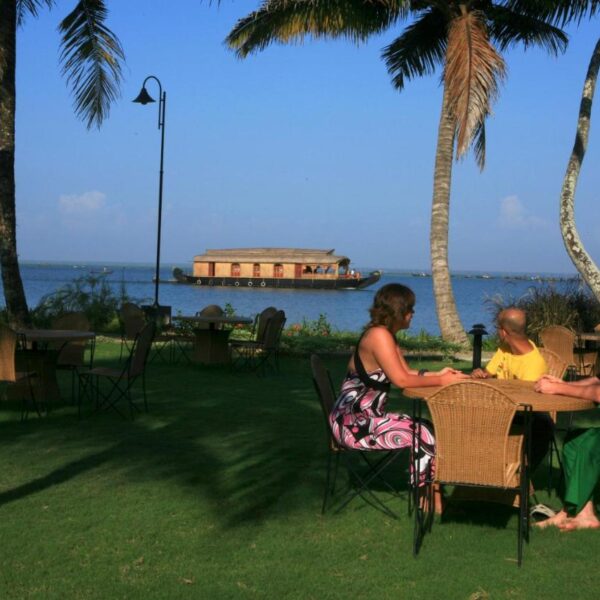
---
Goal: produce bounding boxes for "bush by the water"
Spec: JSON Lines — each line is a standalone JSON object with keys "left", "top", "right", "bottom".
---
{"left": 30, "top": 274, "right": 140, "bottom": 332}
{"left": 486, "top": 282, "right": 600, "bottom": 343}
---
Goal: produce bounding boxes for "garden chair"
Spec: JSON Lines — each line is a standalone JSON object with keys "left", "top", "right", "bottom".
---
{"left": 310, "top": 354, "right": 405, "bottom": 519}
{"left": 51, "top": 312, "right": 94, "bottom": 401}
{"left": 413, "top": 381, "right": 531, "bottom": 567}
{"left": 0, "top": 324, "right": 39, "bottom": 421}
{"left": 79, "top": 321, "right": 156, "bottom": 419}
{"left": 229, "top": 306, "right": 276, "bottom": 357}
{"left": 231, "top": 310, "right": 286, "bottom": 375}
{"left": 118, "top": 302, "right": 146, "bottom": 361}
{"left": 539, "top": 325, "right": 595, "bottom": 379}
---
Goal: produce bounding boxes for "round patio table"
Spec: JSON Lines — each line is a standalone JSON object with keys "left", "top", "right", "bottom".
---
{"left": 403, "top": 379, "right": 596, "bottom": 413}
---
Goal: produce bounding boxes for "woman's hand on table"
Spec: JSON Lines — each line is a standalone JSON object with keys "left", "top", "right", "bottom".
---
{"left": 440, "top": 370, "right": 470, "bottom": 385}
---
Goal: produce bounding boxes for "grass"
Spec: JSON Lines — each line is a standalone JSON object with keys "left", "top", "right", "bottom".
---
{"left": 1, "top": 343, "right": 599, "bottom": 599}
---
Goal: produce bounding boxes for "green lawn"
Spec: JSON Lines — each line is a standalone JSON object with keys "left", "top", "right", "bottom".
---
{"left": 1, "top": 343, "right": 599, "bottom": 599}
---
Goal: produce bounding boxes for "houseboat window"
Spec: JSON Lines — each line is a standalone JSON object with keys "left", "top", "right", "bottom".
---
{"left": 315, "top": 265, "right": 323, "bottom": 274}
{"left": 253, "top": 263, "right": 261, "bottom": 277}
{"left": 325, "top": 266, "right": 334, "bottom": 274}
{"left": 274, "top": 264, "right": 284, "bottom": 278}
{"left": 231, "top": 263, "right": 241, "bottom": 277}
{"left": 302, "top": 266, "right": 313, "bottom": 274}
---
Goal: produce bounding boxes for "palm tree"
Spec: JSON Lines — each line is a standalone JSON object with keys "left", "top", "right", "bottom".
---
{"left": 226, "top": 1, "right": 567, "bottom": 346}
{"left": 0, "top": 0, "right": 124, "bottom": 326}
{"left": 517, "top": 2, "right": 600, "bottom": 300}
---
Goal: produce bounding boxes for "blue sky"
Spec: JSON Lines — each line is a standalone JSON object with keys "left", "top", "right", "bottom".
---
{"left": 14, "top": 1, "right": 600, "bottom": 273}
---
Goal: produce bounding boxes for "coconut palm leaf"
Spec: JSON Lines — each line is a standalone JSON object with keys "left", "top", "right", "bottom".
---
{"left": 382, "top": 8, "right": 447, "bottom": 91}
{"left": 227, "top": 0, "right": 411, "bottom": 58}
{"left": 16, "top": 0, "right": 54, "bottom": 26}
{"left": 472, "top": 119, "right": 486, "bottom": 170}
{"left": 507, "top": 0, "right": 600, "bottom": 26}
{"left": 445, "top": 10, "right": 505, "bottom": 161}
{"left": 487, "top": 4, "right": 568, "bottom": 53}
{"left": 58, "top": 0, "right": 124, "bottom": 129}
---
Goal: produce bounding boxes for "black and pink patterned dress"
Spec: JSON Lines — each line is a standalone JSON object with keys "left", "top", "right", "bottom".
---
{"left": 329, "top": 337, "right": 435, "bottom": 485}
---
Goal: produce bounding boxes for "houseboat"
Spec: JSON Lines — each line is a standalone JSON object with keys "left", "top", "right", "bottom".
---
{"left": 172, "top": 248, "right": 381, "bottom": 290}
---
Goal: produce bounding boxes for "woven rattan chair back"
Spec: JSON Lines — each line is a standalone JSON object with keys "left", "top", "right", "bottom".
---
{"left": 311, "top": 354, "right": 339, "bottom": 452}
{"left": 539, "top": 325, "right": 576, "bottom": 367}
{"left": 52, "top": 312, "right": 91, "bottom": 367}
{"left": 427, "top": 381, "right": 522, "bottom": 488}
{"left": 262, "top": 310, "right": 286, "bottom": 351}
{"left": 255, "top": 306, "right": 278, "bottom": 343}
{"left": 120, "top": 303, "right": 146, "bottom": 339}
{"left": 128, "top": 321, "right": 156, "bottom": 378}
{"left": 538, "top": 348, "right": 568, "bottom": 380}
{"left": 0, "top": 324, "right": 18, "bottom": 382}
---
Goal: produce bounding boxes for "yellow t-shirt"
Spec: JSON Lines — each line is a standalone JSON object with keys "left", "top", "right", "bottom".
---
{"left": 485, "top": 341, "right": 547, "bottom": 381}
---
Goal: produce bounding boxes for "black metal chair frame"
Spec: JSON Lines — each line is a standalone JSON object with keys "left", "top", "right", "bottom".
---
{"left": 311, "top": 354, "right": 406, "bottom": 519}
{"left": 79, "top": 322, "right": 156, "bottom": 419}
{"left": 412, "top": 395, "right": 532, "bottom": 567}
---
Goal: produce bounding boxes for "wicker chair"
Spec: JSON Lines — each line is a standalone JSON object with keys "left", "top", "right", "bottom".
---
{"left": 51, "top": 312, "right": 94, "bottom": 401}
{"left": 310, "top": 354, "right": 404, "bottom": 518}
{"left": 231, "top": 310, "right": 286, "bottom": 375}
{"left": 118, "top": 303, "right": 146, "bottom": 361}
{"left": 413, "top": 381, "right": 531, "bottom": 566}
{"left": 539, "top": 325, "right": 596, "bottom": 379}
{"left": 0, "top": 324, "right": 39, "bottom": 420}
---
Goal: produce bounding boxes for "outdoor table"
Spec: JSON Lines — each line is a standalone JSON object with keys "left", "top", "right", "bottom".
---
{"left": 15, "top": 329, "right": 96, "bottom": 404}
{"left": 173, "top": 315, "right": 253, "bottom": 365}
{"left": 403, "top": 379, "right": 596, "bottom": 413}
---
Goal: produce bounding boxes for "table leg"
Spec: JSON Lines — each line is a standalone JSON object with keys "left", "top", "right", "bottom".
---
{"left": 192, "top": 330, "right": 232, "bottom": 364}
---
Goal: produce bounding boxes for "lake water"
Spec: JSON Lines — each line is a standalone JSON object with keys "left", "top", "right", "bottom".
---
{"left": 1, "top": 263, "right": 580, "bottom": 335}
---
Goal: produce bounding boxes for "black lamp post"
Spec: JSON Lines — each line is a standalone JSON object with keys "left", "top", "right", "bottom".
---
{"left": 133, "top": 75, "right": 166, "bottom": 307}
{"left": 469, "top": 323, "right": 488, "bottom": 370}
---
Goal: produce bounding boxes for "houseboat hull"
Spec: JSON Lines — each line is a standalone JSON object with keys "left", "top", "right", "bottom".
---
{"left": 171, "top": 268, "right": 381, "bottom": 290}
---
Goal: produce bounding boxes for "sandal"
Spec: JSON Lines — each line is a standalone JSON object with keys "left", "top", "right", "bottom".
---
{"left": 530, "top": 503, "right": 557, "bottom": 519}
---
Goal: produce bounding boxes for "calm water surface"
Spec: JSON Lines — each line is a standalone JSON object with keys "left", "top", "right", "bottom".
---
{"left": 2, "top": 263, "right": 579, "bottom": 336}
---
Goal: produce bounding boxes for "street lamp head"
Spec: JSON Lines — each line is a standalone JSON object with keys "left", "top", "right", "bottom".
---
{"left": 132, "top": 86, "right": 155, "bottom": 105}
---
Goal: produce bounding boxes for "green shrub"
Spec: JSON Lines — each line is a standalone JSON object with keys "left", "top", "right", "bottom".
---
{"left": 30, "top": 274, "right": 138, "bottom": 332}
{"left": 486, "top": 282, "right": 600, "bottom": 343}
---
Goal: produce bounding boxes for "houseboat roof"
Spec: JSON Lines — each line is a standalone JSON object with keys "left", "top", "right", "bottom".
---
{"left": 193, "top": 248, "right": 350, "bottom": 265}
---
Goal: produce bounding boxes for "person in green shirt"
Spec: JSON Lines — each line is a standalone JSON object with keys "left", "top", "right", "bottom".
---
{"left": 534, "top": 375, "right": 600, "bottom": 530}
{"left": 472, "top": 307, "right": 551, "bottom": 471}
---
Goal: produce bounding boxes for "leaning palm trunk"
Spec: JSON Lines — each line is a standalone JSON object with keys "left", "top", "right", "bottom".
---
{"left": 431, "top": 85, "right": 469, "bottom": 347}
{"left": 0, "top": 0, "right": 30, "bottom": 326}
{"left": 559, "top": 37, "right": 600, "bottom": 301}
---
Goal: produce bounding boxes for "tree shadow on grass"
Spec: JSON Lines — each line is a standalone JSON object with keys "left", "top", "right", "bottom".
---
{"left": 0, "top": 355, "right": 343, "bottom": 530}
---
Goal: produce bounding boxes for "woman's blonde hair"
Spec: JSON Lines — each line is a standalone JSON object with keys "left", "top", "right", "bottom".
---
{"left": 368, "top": 283, "right": 415, "bottom": 332}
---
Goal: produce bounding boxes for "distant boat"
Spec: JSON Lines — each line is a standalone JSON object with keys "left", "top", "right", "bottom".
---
{"left": 171, "top": 248, "right": 381, "bottom": 290}
{"left": 411, "top": 272, "right": 431, "bottom": 278}
{"left": 89, "top": 267, "right": 113, "bottom": 275}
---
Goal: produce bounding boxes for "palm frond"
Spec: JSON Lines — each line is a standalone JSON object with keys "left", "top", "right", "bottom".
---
{"left": 226, "top": 0, "right": 411, "bottom": 57}
{"left": 382, "top": 8, "right": 447, "bottom": 91}
{"left": 487, "top": 4, "right": 568, "bottom": 54}
{"left": 58, "top": 0, "right": 124, "bottom": 129}
{"left": 506, "top": 0, "right": 600, "bottom": 26}
{"left": 472, "top": 120, "right": 486, "bottom": 170}
{"left": 445, "top": 10, "right": 505, "bottom": 161}
{"left": 16, "top": 0, "right": 54, "bottom": 26}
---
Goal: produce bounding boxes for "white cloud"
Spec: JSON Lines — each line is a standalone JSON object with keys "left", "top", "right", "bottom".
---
{"left": 59, "top": 190, "right": 106, "bottom": 214}
{"left": 498, "top": 195, "right": 547, "bottom": 229}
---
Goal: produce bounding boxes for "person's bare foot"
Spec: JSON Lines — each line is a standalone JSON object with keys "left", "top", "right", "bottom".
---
{"left": 559, "top": 516, "right": 600, "bottom": 531}
{"left": 535, "top": 509, "right": 569, "bottom": 529}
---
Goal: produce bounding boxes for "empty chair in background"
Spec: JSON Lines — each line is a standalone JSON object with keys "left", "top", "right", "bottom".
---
{"left": 119, "top": 302, "right": 146, "bottom": 361}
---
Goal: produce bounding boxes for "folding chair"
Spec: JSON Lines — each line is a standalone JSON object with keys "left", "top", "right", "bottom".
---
{"left": 413, "top": 381, "right": 531, "bottom": 566}
{"left": 231, "top": 310, "right": 286, "bottom": 375}
{"left": 310, "top": 354, "right": 405, "bottom": 519}
{"left": 79, "top": 321, "right": 156, "bottom": 419}
{"left": 51, "top": 312, "right": 94, "bottom": 402}
{"left": 118, "top": 302, "right": 146, "bottom": 361}
{"left": 0, "top": 324, "right": 39, "bottom": 421}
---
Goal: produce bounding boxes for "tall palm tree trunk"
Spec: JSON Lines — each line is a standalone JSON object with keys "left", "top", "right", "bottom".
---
{"left": 0, "top": 0, "right": 30, "bottom": 326}
{"left": 431, "top": 85, "right": 469, "bottom": 347}
{"left": 560, "top": 37, "right": 600, "bottom": 301}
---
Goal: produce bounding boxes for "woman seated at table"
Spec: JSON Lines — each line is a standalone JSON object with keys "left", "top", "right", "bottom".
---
{"left": 534, "top": 374, "right": 600, "bottom": 530}
{"left": 329, "top": 283, "right": 468, "bottom": 490}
